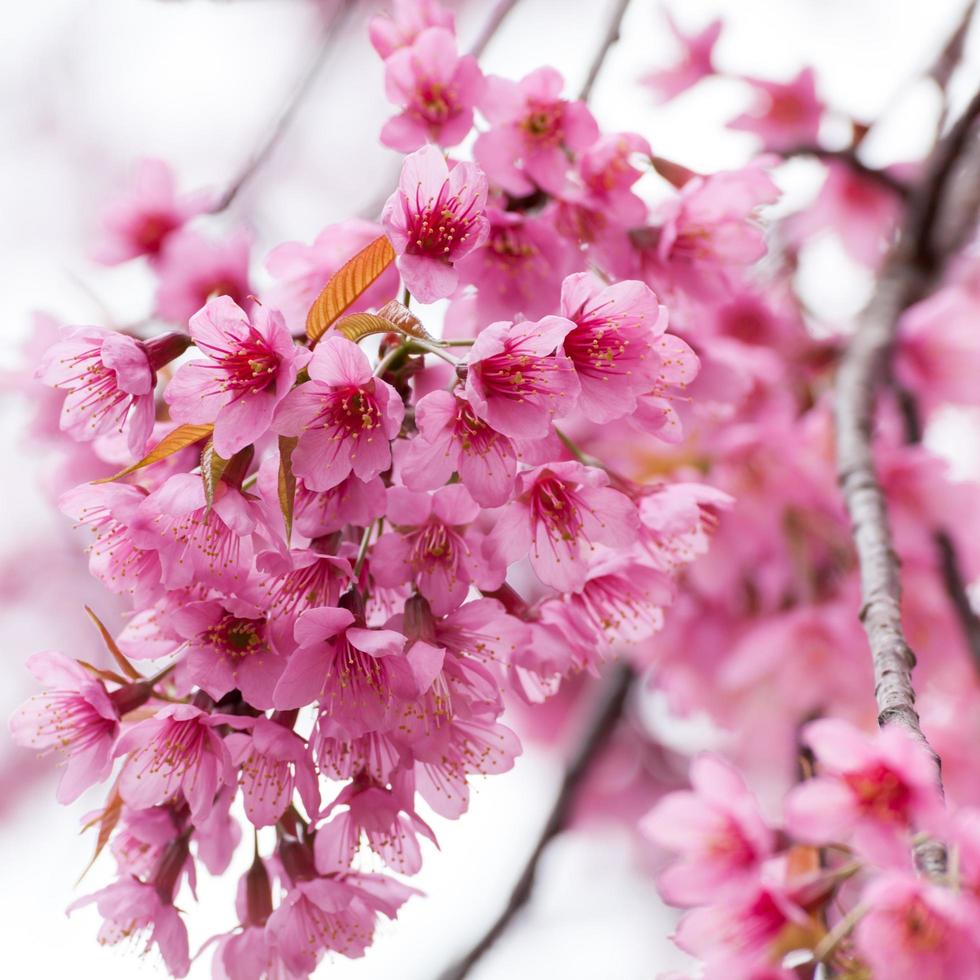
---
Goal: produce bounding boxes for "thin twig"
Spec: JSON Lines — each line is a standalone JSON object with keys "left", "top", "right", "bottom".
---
{"left": 578, "top": 0, "right": 633, "bottom": 102}
{"left": 779, "top": 145, "right": 909, "bottom": 197}
{"left": 467, "top": 0, "right": 521, "bottom": 59}
{"left": 931, "top": 0, "right": 979, "bottom": 134}
{"left": 438, "top": 663, "right": 635, "bottom": 980}
{"left": 210, "top": 0, "right": 357, "bottom": 213}
{"left": 834, "top": 87, "right": 980, "bottom": 878}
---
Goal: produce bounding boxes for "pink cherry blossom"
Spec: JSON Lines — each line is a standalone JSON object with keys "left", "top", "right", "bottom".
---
{"left": 574, "top": 131, "right": 652, "bottom": 225}
{"left": 110, "top": 805, "right": 179, "bottom": 878}
{"left": 172, "top": 597, "right": 285, "bottom": 709}
{"left": 643, "top": 14, "right": 722, "bottom": 103}
{"left": 784, "top": 718, "right": 945, "bottom": 865}
{"left": 9, "top": 651, "right": 119, "bottom": 803}
{"left": 265, "top": 873, "right": 418, "bottom": 974}
{"left": 154, "top": 227, "right": 252, "bottom": 325}
{"left": 369, "top": 0, "right": 455, "bottom": 60}
{"left": 381, "top": 27, "right": 485, "bottom": 152}
{"left": 272, "top": 335, "right": 404, "bottom": 491}
{"left": 264, "top": 219, "right": 399, "bottom": 331}
{"left": 454, "top": 205, "right": 579, "bottom": 322}
{"left": 292, "top": 472, "right": 388, "bottom": 539}
{"left": 223, "top": 716, "right": 320, "bottom": 827}
{"left": 854, "top": 872, "right": 980, "bottom": 980}
{"left": 164, "top": 296, "right": 308, "bottom": 458}
{"left": 643, "top": 754, "right": 775, "bottom": 907}
{"left": 728, "top": 68, "right": 823, "bottom": 150}
{"left": 381, "top": 145, "right": 490, "bottom": 303}
{"left": 113, "top": 703, "right": 234, "bottom": 821}
{"left": 37, "top": 326, "right": 155, "bottom": 456}
{"left": 474, "top": 67, "right": 600, "bottom": 196}
{"left": 94, "top": 158, "right": 211, "bottom": 265}
{"left": 399, "top": 389, "right": 517, "bottom": 506}
{"left": 371, "top": 484, "right": 501, "bottom": 615}
{"left": 463, "top": 315, "right": 580, "bottom": 438}
{"left": 488, "top": 460, "right": 639, "bottom": 592}
{"left": 69, "top": 878, "right": 190, "bottom": 978}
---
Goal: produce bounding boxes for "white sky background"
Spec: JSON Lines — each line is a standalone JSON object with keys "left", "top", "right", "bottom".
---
{"left": 1, "top": 0, "right": 978, "bottom": 977}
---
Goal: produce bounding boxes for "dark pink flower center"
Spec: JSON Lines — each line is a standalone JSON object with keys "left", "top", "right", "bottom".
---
{"left": 412, "top": 80, "right": 460, "bottom": 123}
{"left": 477, "top": 344, "right": 562, "bottom": 404}
{"left": 316, "top": 386, "right": 383, "bottom": 440}
{"left": 453, "top": 400, "right": 504, "bottom": 457}
{"left": 901, "top": 897, "right": 949, "bottom": 951}
{"left": 844, "top": 763, "right": 912, "bottom": 822}
{"left": 520, "top": 100, "right": 565, "bottom": 147}
{"left": 34, "top": 692, "right": 116, "bottom": 752}
{"left": 57, "top": 347, "right": 137, "bottom": 428}
{"left": 404, "top": 183, "right": 481, "bottom": 260}
{"left": 530, "top": 476, "right": 586, "bottom": 545}
{"left": 195, "top": 327, "right": 280, "bottom": 398}
{"left": 134, "top": 212, "right": 178, "bottom": 254}
{"left": 205, "top": 615, "right": 267, "bottom": 659}
{"left": 265, "top": 559, "right": 346, "bottom": 620}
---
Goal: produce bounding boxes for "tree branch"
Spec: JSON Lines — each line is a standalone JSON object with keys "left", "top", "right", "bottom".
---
{"left": 778, "top": 145, "right": 910, "bottom": 197}
{"left": 467, "top": 0, "right": 521, "bottom": 60}
{"left": 438, "top": 663, "right": 635, "bottom": 980}
{"left": 578, "top": 0, "right": 633, "bottom": 102}
{"left": 834, "top": 88, "right": 980, "bottom": 878}
{"left": 210, "top": 0, "right": 357, "bottom": 213}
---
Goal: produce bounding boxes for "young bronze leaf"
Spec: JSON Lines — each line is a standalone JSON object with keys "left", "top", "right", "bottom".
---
{"left": 201, "top": 439, "right": 230, "bottom": 512}
{"left": 84, "top": 605, "right": 142, "bottom": 680}
{"left": 334, "top": 312, "right": 401, "bottom": 343}
{"left": 77, "top": 783, "right": 123, "bottom": 884}
{"left": 94, "top": 423, "right": 215, "bottom": 483}
{"left": 376, "top": 299, "right": 436, "bottom": 340}
{"left": 306, "top": 234, "right": 396, "bottom": 343}
{"left": 278, "top": 435, "right": 298, "bottom": 545}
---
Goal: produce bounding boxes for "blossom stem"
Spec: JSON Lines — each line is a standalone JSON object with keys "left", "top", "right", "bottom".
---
{"left": 437, "top": 663, "right": 635, "bottom": 980}
{"left": 813, "top": 901, "right": 869, "bottom": 963}
{"left": 578, "top": 0, "right": 633, "bottom": 102}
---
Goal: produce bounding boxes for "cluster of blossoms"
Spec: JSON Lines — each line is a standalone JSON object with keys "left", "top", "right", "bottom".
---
{"left": 13, "top": 1, "right": 980, "bottom": 978}
{"left": 9, "top": 2, "right": 722, "bottom": 976}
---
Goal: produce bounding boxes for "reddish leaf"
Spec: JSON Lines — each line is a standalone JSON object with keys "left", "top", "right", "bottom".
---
{"left": 95, "top": 423, "right": 214, "bottom": 483}
{"left": 84, "top": 606, "right": 141, "bottom": 680}
{"left": 278, "top": 435, "right": 298, "bottom": 545}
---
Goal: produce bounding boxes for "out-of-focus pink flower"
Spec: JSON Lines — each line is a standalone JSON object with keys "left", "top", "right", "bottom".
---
{"left": 381, "top": 28, "right": 485, "bottom": 152}
{"left": 70, "top": 879, "right": 190, "bottom": 977}
{"left": 786, "top": 160, "right": 901, "bottom": 267}
{"left": 369, "top": 0, "right": 455, "bottom": 60}
{"left": 94, "top": 158, "right": 211, "bottom": 265}
{"left": 9, "top": 651, "right": 119, "bottom": 803}
{"left": 642, "top": 754, "right": 775, "bottom": 907}
{"left": 154, "top": 228, "right": 252, "bottom": 325}
{"left": 272, "top": 336, "right": 404, "bottom": 491}
{"left": 560, "top": 273, "right": 674, "bottom": 423}
{"left": 464, "top": 315, "right": 580, "bottom": 438}
{"left": 474, "top": 67, "right": 600, "bottom": 196}
{"left": 455, "top": 206, "right": 579, "bottom": 321}
{"left": 728, "top": 68, "right": 823, "bottom": 150}
{"left": 854, "top": 872, "right": 980, "bottom": 980}
{"left": 488, "top": 460, "right": 639, "bottom": 592}
{"left": 643, "top": 14, "right": 722, "bottom": 103}
{"left": 399, "top": 389, "right": 517, "bottom": 506}
{"left": 264, "top": 219, "right": 399, "bottom": 332}
{"left": 37, "top": 326, "right": 156, "bottom": 456}
{"left": 266, "top": 873, "right": 418, "bottom": 973}
{"left": 575, "top": 132, "right": 652, "bottom": 225}
{"left": 784, "top": 718, "right": 944, "bottom": 865}
{"left": 371, "top": 484, "right": 502, "bottom": 615}
{"left": 382, "top": 146, "right": 490, "bottom": 303}
{"left": 113, "top": 703, "right": 234, "bottom": 821}
{"left": 223, "top": 716, "right": 320, "bottom": 827}
{"left": 164, "top": 297, "right": 308, "bottom": 458}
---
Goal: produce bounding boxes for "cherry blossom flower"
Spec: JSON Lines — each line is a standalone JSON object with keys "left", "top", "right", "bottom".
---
{"left": 463, "top": 315, "right": 580, "bottom": 438}
{"left": 398, "top": 389, "right": 517, "bottom": 507}
{"left": 784, "top": 718, "right": 945, "bottom": 865}
{"left": 37, "top": 326, "right": 156, "bottom": 455}
{"left": 643, "top": 754, "right": 775, "bottom": 907}
{"left": 223, "top": 716, "right": 320, "bottom": 827}
{"left": 369, "top": 0, "right": 455, "bottom": 60}
{"left": 728, "top": 68, "right": 823, "bottom": 150}
{"left": 9, "top": 651, "right": 119, "bottom": 803}
{"left": 381, "top": 145, "right": 490, "bottom": 303}
{"left": 474, "top": 67, "right": 599, "bottom": 196}
{"left": 272, "top": 335, "right": 404, "bottom": 491}
{"left": 488, "top": 461, "right": 639, "bottom": 592}
{"left": 154, "top": 228, "right": 252, "bottom": 325}
{"left": 381, "top": 27, "right": 485, "bottom": 152}
{"left": 164, "top": 296, "right": 308, "bottom": 457}
{"left": 94, "top": 158, "right": 211, "bottom": 265}
{"left": 574, "top": 131, "right": 652, "bottom": 225}
{"left": 264, "top": 219, "right": 399, "bottom": 331}
{"left": 371, "top": 484, "right": 501, "bottom": 615}
{"left": 113, "top": 703, "right": 234, "bottom": 821}
{"left": 292, "top": 472, "right": 388, "bottom": 539}
{"left": 69, "top": 879, "right": 190, "bottom": 978}
{"left": 643, "top": 14, "right": 722, "bottom": 103}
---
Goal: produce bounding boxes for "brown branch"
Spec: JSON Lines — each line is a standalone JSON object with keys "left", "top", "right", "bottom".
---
{"left": 834, "top": 88, "right": 980, "bottom": 878}
{"left": 437, "top": 663, "right": 635, "bottom": 980}
{"left": 578, "top": 0, "right": 633, "bottom": 102}
{"left": 778, "top": 145, "right": 910, "bottom": 197}
{"left": 210, "top": 0, "right": 357, "bottom": 213}
{"left": 467, "top": 0, "right": 521, "bottom": 59}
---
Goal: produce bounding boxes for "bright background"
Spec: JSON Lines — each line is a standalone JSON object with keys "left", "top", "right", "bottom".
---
{"left": 1, "top": 0, "right": 976, "bottom": 976}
